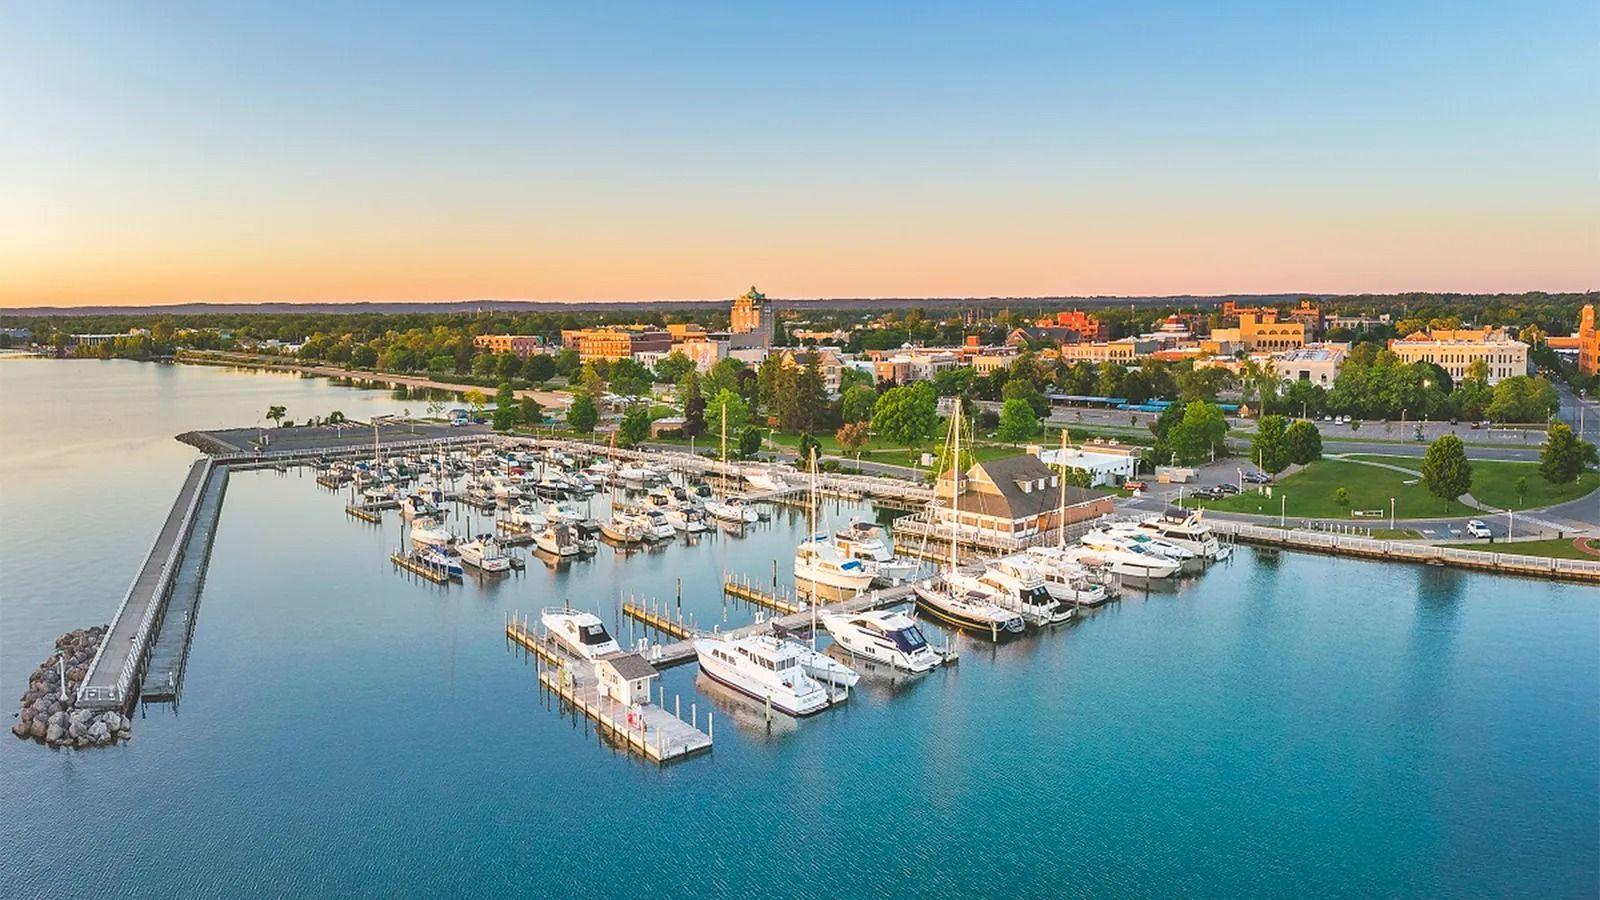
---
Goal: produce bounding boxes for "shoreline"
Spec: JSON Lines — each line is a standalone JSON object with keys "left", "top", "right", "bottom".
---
{"left": 175, "top": 350, "right": 572, "bottom": 409}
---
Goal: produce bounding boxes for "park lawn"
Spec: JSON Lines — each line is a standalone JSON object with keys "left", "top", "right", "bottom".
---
{"left": 1190, "top": 459, "right": 1474, "bottom": 519}
{"left": 1439, "top": 538, "right": 1599, "bottom": 560}
{"left": 1343, "top": 455, "right": 1600, "bottom": 511}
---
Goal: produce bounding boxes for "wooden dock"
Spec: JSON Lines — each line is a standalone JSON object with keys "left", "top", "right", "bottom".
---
{"left": 621, "top": 601, "right": 698, "bottom": 640}
{"left": 505, "top": 615, "right": 712, "bottom": 764}
{"left": 345, "top": 504, "right": 382, "bottom": 523}
{"left": 721, "top": 574, "right": 805, "bottom": 614}
{"left": 390, "top": 550, "right": 453, "bottom": 583}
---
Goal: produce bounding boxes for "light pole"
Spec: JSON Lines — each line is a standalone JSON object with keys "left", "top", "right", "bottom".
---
{"left": 1389, "top": 497, "right": 1395, "bottom": 532}
{"left": 1280, "top": 493, "right": 1286, "bottom": 529}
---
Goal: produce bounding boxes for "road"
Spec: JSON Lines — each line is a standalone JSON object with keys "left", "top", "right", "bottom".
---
{"left": 1556, "top": 382, "right": 1598, "bottom": 442}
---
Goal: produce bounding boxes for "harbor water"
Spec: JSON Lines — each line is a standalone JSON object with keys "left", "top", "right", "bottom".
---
{"left": 1, "top": 357, "right": 1597, "bottom": 898}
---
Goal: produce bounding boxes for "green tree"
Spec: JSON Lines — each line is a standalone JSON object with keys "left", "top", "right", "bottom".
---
{"left": 706, "top": 389, "right": 749, "bottom": 449}
{"left": 1166, "top": 401, "right": 1228, "bottom": 465}
{"left": 679, "top": 370, "right": 706, "bottom": 438}
{"left": 1539, "top": 422, "right": 1596, "bottom": 484}
{"left": 496, "top": 353, "right": 523, "bottom": 382}
{"left": 1002, "top": 377, "right": 1048, "bottom": 418}
{"left": 796, "top": 432, "right": 822, "bottom": 467}
{"left": 553, "top": 348, "right": 580, "bottom": 377}
{"left": 463, "top": 389, "right": 488, "bottom": 420}
{"left": 1420, "top": 434, "right": 1472, "bottom": 510}
{"left": 738, "top": 426, "right": 763, "bottom": 459}
{"left": 524, "top": 353, "right": 557, "bottom": 383}
{"left": 996, "top": 398, "right": 1041, "bottom": 443}
{"left": 1334, "top": 487, "right": 1350, "bottom": 511}
{"left": 1515, "top": 475, "right": 1528, "bottom": 506}
{"left": 577, "top": 363, "right": 608, "bottom": 399}
{"left": 1284, "top": 419, "right": 1323, "bottom": 465}
{"left": 608, "top": 358, "right": 653, "bottom": 396}
{"left": 265, "top": 405, "right": 286, "bottom": 427}
{"left": 617, "top": 401, "right": 652, "bottom": 448}
{"left": 1251, "top": 414, "right": 1291, "bottom": 474}
{"left": 520, "top": 395, "right": 543, "bottom": 427}
{"left": 870, "top": 383, "right": 939, "bottom": 448}
{"left": 839, "top": 384, "right": 878, "bottom": 423}
{"left": 565, "top": 393, "right": 598, "bottom": 433}
{"left": 492, "top": 382, "right": 517, "bottom": 430}
{"left": 653, "top": 352, "right": 695, "bottom": 385}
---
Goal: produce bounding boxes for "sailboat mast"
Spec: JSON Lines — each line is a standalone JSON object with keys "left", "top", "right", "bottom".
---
{"left": 1057, "top": 426, "right": 1068, "bottom": 548}
{"left": 949, "top": 406, "right": 960, "bottom": 571}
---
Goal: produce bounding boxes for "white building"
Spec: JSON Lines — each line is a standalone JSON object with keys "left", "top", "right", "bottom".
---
{"left": 1035, "top": 441, "right": 1142, "bottom": 487}
{"left": 1273, "top": 343, "right": 1349, "bottom": 387}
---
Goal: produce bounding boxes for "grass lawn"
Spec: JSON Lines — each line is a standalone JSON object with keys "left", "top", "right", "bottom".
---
{"left": 1343, "top": 455, "right": 1599, "bottom": 511}
{"left": 1189, "top": 459, "right": 1474, "bottom": 519}
{"left": 1439, "top": 538, "right": 1600, "bottom": 560}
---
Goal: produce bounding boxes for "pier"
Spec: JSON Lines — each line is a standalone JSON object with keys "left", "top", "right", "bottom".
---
{"left": 140, "top": 466, "right": 231, "bottom": 703}
{"left": 721, "top": 574, "right": 805, "bottom": 615}
{"left": 621, "top": 600, "right": 698, "bottom": 641}
{"left": 506, "top": 614, "right": 712, "bottom": 763}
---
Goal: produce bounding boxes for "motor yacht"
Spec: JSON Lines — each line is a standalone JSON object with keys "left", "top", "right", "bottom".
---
{"left": 457, "top": 534, "right": 511, "bottom": 572}
{"left": 693, "top": 634, "right": 831, "bottom": 716}
{"left": 949, "top": 558, "right": 1071, "bottom": 626}
{"left": 664, "top": 504, "right": 708, "bottom": 533}
{"left": 704, "top": 496, "right": 759, "bottom": 525}
{"left": 794, "top": 535, "right": 875, "bottom": 593}
{"left": 821, "top": 609, "right": 940, "bottom": 673}
{"left": 640, "top": 510, "right": 677, "bottom": 541}
{"left": 417, "top": 545, "right": 465, "bottom": 579}
{"left": 1138, "top": 512, "right": 1230, "bottom": 560}
{"left": 504, "top": 504, "right": 548, "bottom": 530}
{"left": 535, "top": 523, "right": 582, "bottom": 557}
{"left": 542, "top": 608, "right": 621, "bottom": 660}
{"left": 913, "top": 579, "right": 1026, "bottom": 639}
{"left": 744, "top": 470, "right": 791, "bottom": 493}
{"left": 599, "top": 511, "right": 645, "bottom": 543}
{"left": 400, "top": 492, "right": 442, "bottom": 520}
{"left": 1092, "top": 526, "right": 1200, "bottom": 573}
{"left": 409, "top": 517, "right": 456, "bottom": 549}
{"left": 833, "top": 520, "right": 919, "bottom": 584}
{"left": 1018, "top": 548, "right": 1110, "bottom": 606}
{"left": 543, "top": 500, "right": 587, "bottom": 526}
{"left": 1067, "top": 536, "right": 1179, "bottom": 581}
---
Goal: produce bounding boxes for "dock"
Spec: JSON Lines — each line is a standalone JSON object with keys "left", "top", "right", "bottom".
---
{"left": 140, "top": 466, "right": 231, "bottom": 703}
{"left": 345, "top": 504, "right": 382, "bottom": 523}
{"left": 721, "top": 573, "right": 805, "bottom": 614}
{"left": 506, "top": 614, "right": 712, "bottom": 764}
{"left": 391, "top": 550, "right": 454, "bottom": 583}
{"left": 621, "top": 600, "right": 698, "bottom": 640}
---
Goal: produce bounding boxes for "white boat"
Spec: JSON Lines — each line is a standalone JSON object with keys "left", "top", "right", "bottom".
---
{"left": 664, "top": 504, "right": 708, "bottom": 533}
{"left": 535, "top": 523, "right": 581, "bottom": 557}
{"left": 744, "top": 469, "right": 791, "bottom": 493}
{"left": 1069, "top": 535, "right": 1180, "bottom": 581}
{"left": 599, "top": 512, "right": 645, "bottom": 543}
{"left": 1138, "top": 512, "right": 1230, "bottom": 560}
{"left": 822, "top": 609, "right": 940, "bottom": 673}
{"left": 694, "top": 635, "right": 831, "bottom": 716}
{"left": 616, "top": 463, "right": 655, "bottom": 484}
{"left": 794, "top": 535, "right": 875, "bottom": 592}
{"left": 799, "top": 646, "right": 859, "bottom": 689}
{"left": 542, "top": 608, "right": 621, "bottom": 660}
{"left": 417, "top": 545, "right": 464, "bottom": 579}
{"left": 640, "top": 510, "right": 676, "bottom": 541}
{"left": 543, "top": 500, "right": 586, "bottom": 526}
{"left": 1018, "top": 548, "right": 1110, "bottom": 606}
{"left": 457, "top": 534, "right": 511, "bottom": 572}
{"left": 409, "top": 517, "right": 456, "bottom": 549}
{"left": 833, "top": 520, "right": 919, "bottom": 584}
{"left": 400, "top": 492, "right": 441, "bottom": 520}
{"left": 949, "top": 558, "right": 1071, "bottom": 626}
{"left": 1083, "top": 527, "right": 1192, "bottom": 575}
{"left": 1101, "top": 524, "right": 1200, "bottom": 572}
{"left": 704, "top": 496, "right": 759, "bottom": 524}
{"left": 504, "top": 504, "right": 548, "bottom": 530}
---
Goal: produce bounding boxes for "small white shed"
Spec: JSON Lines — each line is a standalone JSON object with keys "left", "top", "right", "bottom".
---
{"left": 596, "top": 653, "right": 659, "bottom": 706}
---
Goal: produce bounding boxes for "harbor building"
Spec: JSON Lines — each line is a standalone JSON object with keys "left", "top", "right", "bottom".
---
{"left": 1386, "top": 327, "right": 1529, "bottom": 384}
{"left": 596, "top": 654, "right": 660, "bottom": 706}
{"left": 1035, "top": 441, "right": 1142, "bottom": 487}
{"left": 932, "top": 454, "right": 1115, "bottom": 541}
{"left": 1273, "top": 343, "right": 1349, "bottom": 387}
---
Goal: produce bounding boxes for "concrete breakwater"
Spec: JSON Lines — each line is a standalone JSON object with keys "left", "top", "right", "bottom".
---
{"left": 11, "top": 626, "right": 132, "bottom": 748}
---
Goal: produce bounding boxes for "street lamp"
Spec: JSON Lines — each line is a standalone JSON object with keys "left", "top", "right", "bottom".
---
{"left": 1280, "top": 493, "right": 1286, "bottom": 529}
{"left": 1389, "top": 497, "right": 1395, "bottom": 532}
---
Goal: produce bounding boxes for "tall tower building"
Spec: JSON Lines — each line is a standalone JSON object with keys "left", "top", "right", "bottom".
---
{"left": 730, "top": 286, "right": 773, "bottom": 346}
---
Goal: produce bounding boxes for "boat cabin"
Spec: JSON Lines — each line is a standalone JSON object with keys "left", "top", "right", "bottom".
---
{"left": 596, "top": 653, "right": 659, "bottom": 706}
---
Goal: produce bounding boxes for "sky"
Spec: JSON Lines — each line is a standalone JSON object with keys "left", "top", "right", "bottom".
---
{"left": 1, "top": 1, "right": 1596, "bottom": 307}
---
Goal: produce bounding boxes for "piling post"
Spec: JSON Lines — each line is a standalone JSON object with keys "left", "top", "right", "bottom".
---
{"left": 708, "top": 711, "right": 714, "bottom": 741}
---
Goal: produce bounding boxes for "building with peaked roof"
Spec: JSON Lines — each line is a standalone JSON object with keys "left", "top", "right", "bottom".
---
{"left": 932, "top": 454, "right": 1114, "bottom": 540}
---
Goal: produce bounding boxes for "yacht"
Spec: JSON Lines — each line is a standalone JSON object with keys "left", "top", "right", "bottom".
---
{"left": 541, "top": 608, "right": 621, "bottom": 660}
{"left": 543, "top": 500, "right": 587, "bottom": 526}
{"left": 913, "top": 579, "right": 1026, "bottom": 638}
{"left": 1066, "top": 538, "right": 1179, "bottom": 582}
{"left": 535, "top": 523, "right": 582, "bottom": 557}
{"left": 745, "top": 470, "right": 791, "bottom": 493}
{"left": 704, "top": 496, "right": 759, "bottom": 525}
{"left": 1019, "top": 548, "right": 1111, "bottom": 606}
{"left": 833, "top": 520, "right": 919, "bottom": 584}
{"left": 794, "top": 535, "right": 875, "bottom": 593}
{"left": 1085, "top": 527, "right": 1197, "bottom": 574}
{"left": 799, "top": 646, "right": 859, "bottom": 689}
{"left": 664, "top": 504, "right": 708, "bottom": 534}
{"left": 599, "top": 511, "right": 645, "bottom": 544}
{"left": 616, "top": 463, "right": 655, "bottom": 485}
{"left": 409, "top": 517, "right": 456, "bottom": 549}
{"left": 400, "top": 492, "right": 441, "bottom": 520}
{"left": 949, "top": 558, "right": 1071, "bottom": 626}
{"left": 457, "top": 534, "right": 511, "bottom": 572}
{"left": 821, "top": 609, "right": 940, "bottom": 672}
{"left": 1138, "top": 512, "right": 1230, "bottom": 560}
{"left": 640, "top": 510, "right": 677, "bottom": 541}
{"left": 693, "top": 635, "right": 831, "bottom": 717}
{"left": 417, "top": 545, "right": 465, "bottom": 579}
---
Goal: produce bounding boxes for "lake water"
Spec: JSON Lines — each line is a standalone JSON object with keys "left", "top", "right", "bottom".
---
{"left": 2, "top": 358, "right": 1597, "bottom": 898}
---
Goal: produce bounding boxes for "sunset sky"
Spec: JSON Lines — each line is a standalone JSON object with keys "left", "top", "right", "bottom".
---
{"left": 2, "top": 1, "right": 1596, "bottom": 307}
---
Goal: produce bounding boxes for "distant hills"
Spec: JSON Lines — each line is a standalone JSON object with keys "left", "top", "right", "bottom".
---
{"left": 2, "top": 294, "right": 1331, "bottom": 317}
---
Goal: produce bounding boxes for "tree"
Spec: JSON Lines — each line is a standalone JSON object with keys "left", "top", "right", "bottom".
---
{"left": 870, "top": 383, "right": 939, "bottom": 448}
{"left": 520, "top": 396, "right": 543, "bottom": 427}
{"left": 463, "top": 389, "right": 488, "bottom": 420}
{"left": 706, "top": 389, "right": 749, "bottom": 449}
{"left": 796, "top": 433, "right": 822, "bottom": 467}
{"left": 1515, "top": 475, "right": 1528, "bottom": 506}
{"left": 608, "top": 358, "right": 653, "bottom": 397}
{"left": 1284, "top": 419, "right": 1323, "bottom": 465}
{"left": 1539, "top": 422, "right": 1596, "bottom": 484}
{"left": 1334, "top": 487, "right": 1350, "bottom": 511}
{"left": 617, "top": 402, "right": 652, "bottom": 448}
{"left": 738, "top": 426, "right": 763, "bottom": 459}
{"left": 836, "top": 421, "right": 870, "bottom": 457}
{"left": 554, "top": 348, "right": 580, "bottom": 377}
{"left": 496, "top": 352, "right": 523, "bottom": 382}
{"left": 492, "top": 383, "right": 517, "bottom": 430}
{"left": 1167, "top": 401, "right": 1228, "bottom": 465}
{"left": 1420, "top": 434, "right": 1472, "bottom": 510}
{"left": 265, "top": 405, "right": 286, "bottom": 427}
{"left": 679, "top": 370, "right": 706, "bottom": 438}
{"left": 840, "top": 385, "right": 877, "bottom": 423}
{"left": 1002, "top": 377, "right": 1048, "bottom": 418}
{"left": 653, "top": 352, "right": 695, "bottom": 385}
{"left": 996, "top": 398, "right": 1041, "bottom": 443}
{"left": 565, "top": 394, "right": 598, "bottom": 433}
{"left": 1487, "top": 375, "right": 1559, "bottom": 423}
{"left": 577, "top": 363, "right": 608, "bottom": 400}
{"left": 524, "top": 353, "right": 557, "bottom": 384}
{"left": 1251, "top": 415, "right": 1291, "bottom": 474}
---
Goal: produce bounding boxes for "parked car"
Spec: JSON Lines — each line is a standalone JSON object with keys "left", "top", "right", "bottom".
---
{"left": 1466, "top": 520, "right": 1492, "bottom": 539}
{"left": 1241, "top": 471, "right": 1271, "bottom": 484}
{"left": 1215, "top": 483, "right": 1241, "bottom": 495}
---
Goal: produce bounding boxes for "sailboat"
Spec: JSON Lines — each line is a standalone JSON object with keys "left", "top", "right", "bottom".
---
{"left": 794, "top": 449, "right": 874, "bottom": 593}
{"left": 912, "top": 406, "right": 1025, "bottom": 639}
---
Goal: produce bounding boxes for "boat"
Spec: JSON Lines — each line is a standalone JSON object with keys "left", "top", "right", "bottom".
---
{"left": 416, "top": 545, "right": 465, "bottom": 579}
{"left": 543, "top": 500, "right": 586, "bottom": 526}
{"left": 913, "top": 405, "right": 1026, "bottom": 639}
{"left": 541, "top": 607, "right": 621, "bottom": 660}
{"left": 1138, "top": 511, "right": 1231, "bottom": 560}
{"left": 704, "top": 496, "right": 758, "bottom": 525}
{"left": 535, "top": 523, "right": 582, "bottom": 557}
{"left": 745, "top": 469, "right": 791, "bottom": 493}
{"left": 664, "top": 504, "right": 708, "bottom": 533}
{"left": 409, "top": 517, "right": 456, "bottom": 549}
{"left": 693, "top": 634, "right": 831, "bottom": 716}
{"left": 616, "top": 463, "right": 655, "bottom": 484}
{"left": 599, "top": 512, "right": 645, "bottom": 543}
{"left": 795, "top": 536, "right": 876, "bottom": 592}
{"left": 833, "top": 520, "right": 919, "bottom": 584}
{"left": 798, "top": 645, "right": 859, "bottom": 689}
{"left": 821, "top": 609, "right": 941, "bottom": 673}
{"left": 457, "top": 534, "right": 511, "bottom": 572}
{"left": 1101, "top": 524, "right": 1201, "bottom": 572}
{"left": 1018, "top": 548, "right": 1111, "bottom": 606}
{"left": 949, "top": 557, "right": 1071, "bottom": 626}
{"left": 400, "top": 492, "right": 441, "bottom": 520}
{"left": 504, "top": 504, "right": 548, "bottom": 530}
{"left": 640, "top": 510, "right": 676, "bottom": 541}
{"left": 1080, "top": 528, "right": 1187, "bottom": 578}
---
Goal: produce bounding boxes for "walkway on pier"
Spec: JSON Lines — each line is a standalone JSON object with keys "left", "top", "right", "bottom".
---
{"left": 78, "top": 459, "right": 214, "bottom": 709}
{"left": 141, "top": 467, "right": 232, "bottom": 702}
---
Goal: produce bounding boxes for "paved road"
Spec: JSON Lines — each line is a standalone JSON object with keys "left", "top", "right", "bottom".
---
{"left": 1556, "top": 383, "right": 1598, "bottom": 442}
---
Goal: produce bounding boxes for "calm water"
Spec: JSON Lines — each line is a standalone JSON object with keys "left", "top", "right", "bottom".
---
{"left": 1, "top": 358, "right": 1597, "bottom": 898}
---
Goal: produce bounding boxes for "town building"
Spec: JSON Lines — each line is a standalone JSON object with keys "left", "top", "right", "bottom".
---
{"left": 673, "top": 338, "right": 726, "bottom": 372}
{"left": 1386, "top": 327, "right": 1529, "bottom": 385}
{"left": 776, "top": 348, "right": 844, "bottom": 396}
{"left": 1272, "top": 343, "right": 1349, "bottom": 387}
{"left": 1039, "top": 310, "right": 1109, "bottom": 341}
{"left": 473, "top": 334, "right": 550, "bottom": 357}
{"left": 1567, "top": 304, "right": 1597, "bottom": 377}
{"left": 1210, "top": 312, "right": 1307, "bottom": 352}
{"left": 1057, "top": 338, "right": 1157, "bottom": 363}
{"left": 932, "top": 454, "right": 1115, "bottom": 541}
{"left": 1035, "top": 441, "right": 1142, "bottom": 487}
{"left": 1286, "top": 300, "right": 1325, "bottom": 338}
{"left": 561, "top": 328, "right": 673, "bottom": 363}
{"left": 730, "top": 286, "right": 774, "bottom": 346}
{"left": 1327, "top": 313, "right": 1391, "bottom": 333}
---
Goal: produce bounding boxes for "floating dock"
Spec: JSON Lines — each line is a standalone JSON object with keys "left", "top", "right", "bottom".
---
{"left": 622, "top": 601, "right": 698, "bottom": 640}
{"left": 721, "top": 574, "right": 805, "bottom": 614}
{"left": 391, "top": 550, "right": 453, "bottom": 583}
{"left": 506, "top": 615, "right": 712, "bottom": 764}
